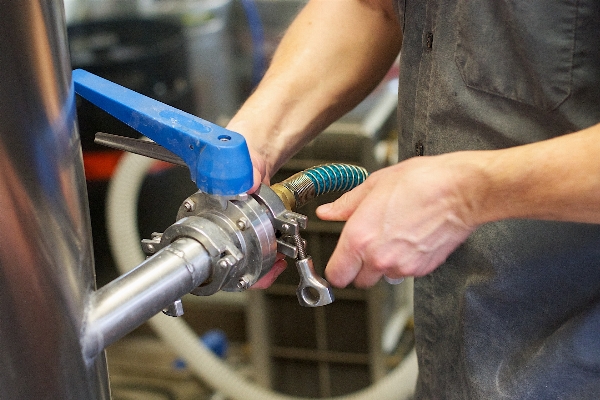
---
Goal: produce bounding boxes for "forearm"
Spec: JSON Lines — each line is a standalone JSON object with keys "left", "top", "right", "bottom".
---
{"left": 466, "top": 122, "right": 600, "bottom": 225}
{"left": 226, "top": 0, "right": 402, "bottom": 178}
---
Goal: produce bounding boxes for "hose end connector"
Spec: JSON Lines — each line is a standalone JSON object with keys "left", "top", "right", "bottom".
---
{"left": 271, "top": 163, "right": 368, "bottom": 211}
{"left": 270, "top": 182, "right": 297, "bottom": 211}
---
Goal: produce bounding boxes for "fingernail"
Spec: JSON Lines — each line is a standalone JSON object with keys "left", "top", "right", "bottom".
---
{"left": 317, "top": 203, "right": 332, "bottom": 214}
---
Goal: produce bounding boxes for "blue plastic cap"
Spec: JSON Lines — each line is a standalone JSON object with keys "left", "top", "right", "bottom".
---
{"left": 171, "top": 329, "right": 229, "bottom": 369}
{"left": 72, "top": 69, "right": 253, "bottom": 195}
{"left": 201, "top": 329, "right": 229, "bottom": 359}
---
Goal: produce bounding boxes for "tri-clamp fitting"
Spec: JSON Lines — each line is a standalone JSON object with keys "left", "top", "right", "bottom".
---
{"left": 140, "top": 173, "right": 354, "bottom": 308}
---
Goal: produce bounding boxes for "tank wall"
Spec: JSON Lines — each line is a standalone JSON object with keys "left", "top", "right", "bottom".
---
{"left": 0, "top": 1, "right": 109, "bottom": 398}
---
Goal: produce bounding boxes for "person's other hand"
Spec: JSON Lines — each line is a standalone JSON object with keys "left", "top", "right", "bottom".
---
{"left": 317, "top": 154, "right": 481, "bottom": 288}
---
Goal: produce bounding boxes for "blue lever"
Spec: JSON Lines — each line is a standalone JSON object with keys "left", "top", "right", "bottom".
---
{"left": 72, "top": 69, "right": 253, "bottom": 195}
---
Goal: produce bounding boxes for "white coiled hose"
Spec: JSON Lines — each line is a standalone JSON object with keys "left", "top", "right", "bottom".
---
{"left": 106, "top": 151, "right": 418, "bottom": 400}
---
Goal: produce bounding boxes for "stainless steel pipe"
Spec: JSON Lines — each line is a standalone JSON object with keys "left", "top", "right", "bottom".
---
{"left": 0, "top": 1, "right": 111, "bottom": 398}
{"left": 82, "top": 237, "right": 212, "bottom": 361}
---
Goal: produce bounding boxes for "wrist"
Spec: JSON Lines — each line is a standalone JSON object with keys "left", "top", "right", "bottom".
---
{"left": 459, "top": 145, "right": 558, "bottom": 225}
{"left": 439, "top": 150, "right": 498, "bottom": 228}
{"left": 226, "top": 109, "right": 280, "bottom": 179}
{"left": 225, "top": 84, "right": 325, "bottom": 178}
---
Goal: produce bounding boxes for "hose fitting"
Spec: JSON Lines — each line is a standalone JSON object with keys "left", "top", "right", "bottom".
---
{"left": 271, "top": 163, "right": 368, "bottom": 211}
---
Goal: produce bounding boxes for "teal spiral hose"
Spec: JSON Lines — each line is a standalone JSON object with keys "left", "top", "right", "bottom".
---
{"left": 304, "top": 164, "right": 368, "bottom": 196}
{"left": 276, "top": 164, "right": 368, "bottom": 210}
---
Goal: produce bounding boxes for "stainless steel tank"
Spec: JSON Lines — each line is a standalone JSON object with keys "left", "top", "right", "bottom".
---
{"left": 0, "top": 1, "right": 110, "bottom": 398}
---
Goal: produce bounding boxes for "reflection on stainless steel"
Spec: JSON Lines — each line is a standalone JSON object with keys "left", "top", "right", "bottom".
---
{"left": 0, "top": 1, "right": 110, "bottom": 399}
{"left": 81, "top": 237, "right": 212, "bottom": 361}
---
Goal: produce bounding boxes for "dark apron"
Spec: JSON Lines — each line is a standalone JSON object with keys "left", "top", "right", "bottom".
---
{"left": 394, "top": 0, "right": 600, "bottom": 397}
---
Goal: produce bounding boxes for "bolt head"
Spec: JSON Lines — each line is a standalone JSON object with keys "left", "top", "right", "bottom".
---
{"left": 237, "top": 277, "right": 249, "bottom": 290}
{"left": 236, "top": 218, "right": 249, "bottom": 231}
{"left": 183, "top": 200, "right": 195, "bottom": 212}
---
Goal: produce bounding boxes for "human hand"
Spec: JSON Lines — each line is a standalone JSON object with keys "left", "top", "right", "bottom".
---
{"left": 316, "top": 154, "right": 480, "bottom": 288}
{"left": 245, "top": 146, "right": 270, "bottom": 193}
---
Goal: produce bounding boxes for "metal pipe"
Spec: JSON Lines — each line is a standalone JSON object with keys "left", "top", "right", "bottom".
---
{"left": 82, "top": 237, "right": 212, "bottom": 361}
{"left": 0, "top": 1, "right": 111, "bottom": 398}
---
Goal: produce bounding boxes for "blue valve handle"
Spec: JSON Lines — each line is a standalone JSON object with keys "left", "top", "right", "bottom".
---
{"left": 72, "top": 69, "right": 253, "bottom": 195}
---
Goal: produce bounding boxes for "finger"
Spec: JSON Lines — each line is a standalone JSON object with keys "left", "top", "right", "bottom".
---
{"left": 324, "top": 228, "right": 364, "bottom": 288}
{"left": 382, "top": 271, "right": 405, "bottom": 280}
{"left": 249, "top": 166, "right": 263, "bottom": 193}
{"left": 251, "top": 259, "right": 287, "bottom": 289}
{"left": 246, "top": 147, "right": 269, "bottom": 193}
{"left": 316, "top": 179, "right": 373, "bottom": 221}
{"left": 353, "top": 267, "right": 385, "bottom": 288}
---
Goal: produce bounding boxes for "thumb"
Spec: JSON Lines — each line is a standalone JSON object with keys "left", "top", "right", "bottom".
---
{"left": 247, "top": 147, "right": 270, "bottom": 193}
{"left": 316, "top": 180, "right": 372, "bottom": 221}
{"left": 249, "top": 166, "right": 264, "bottom": 193}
